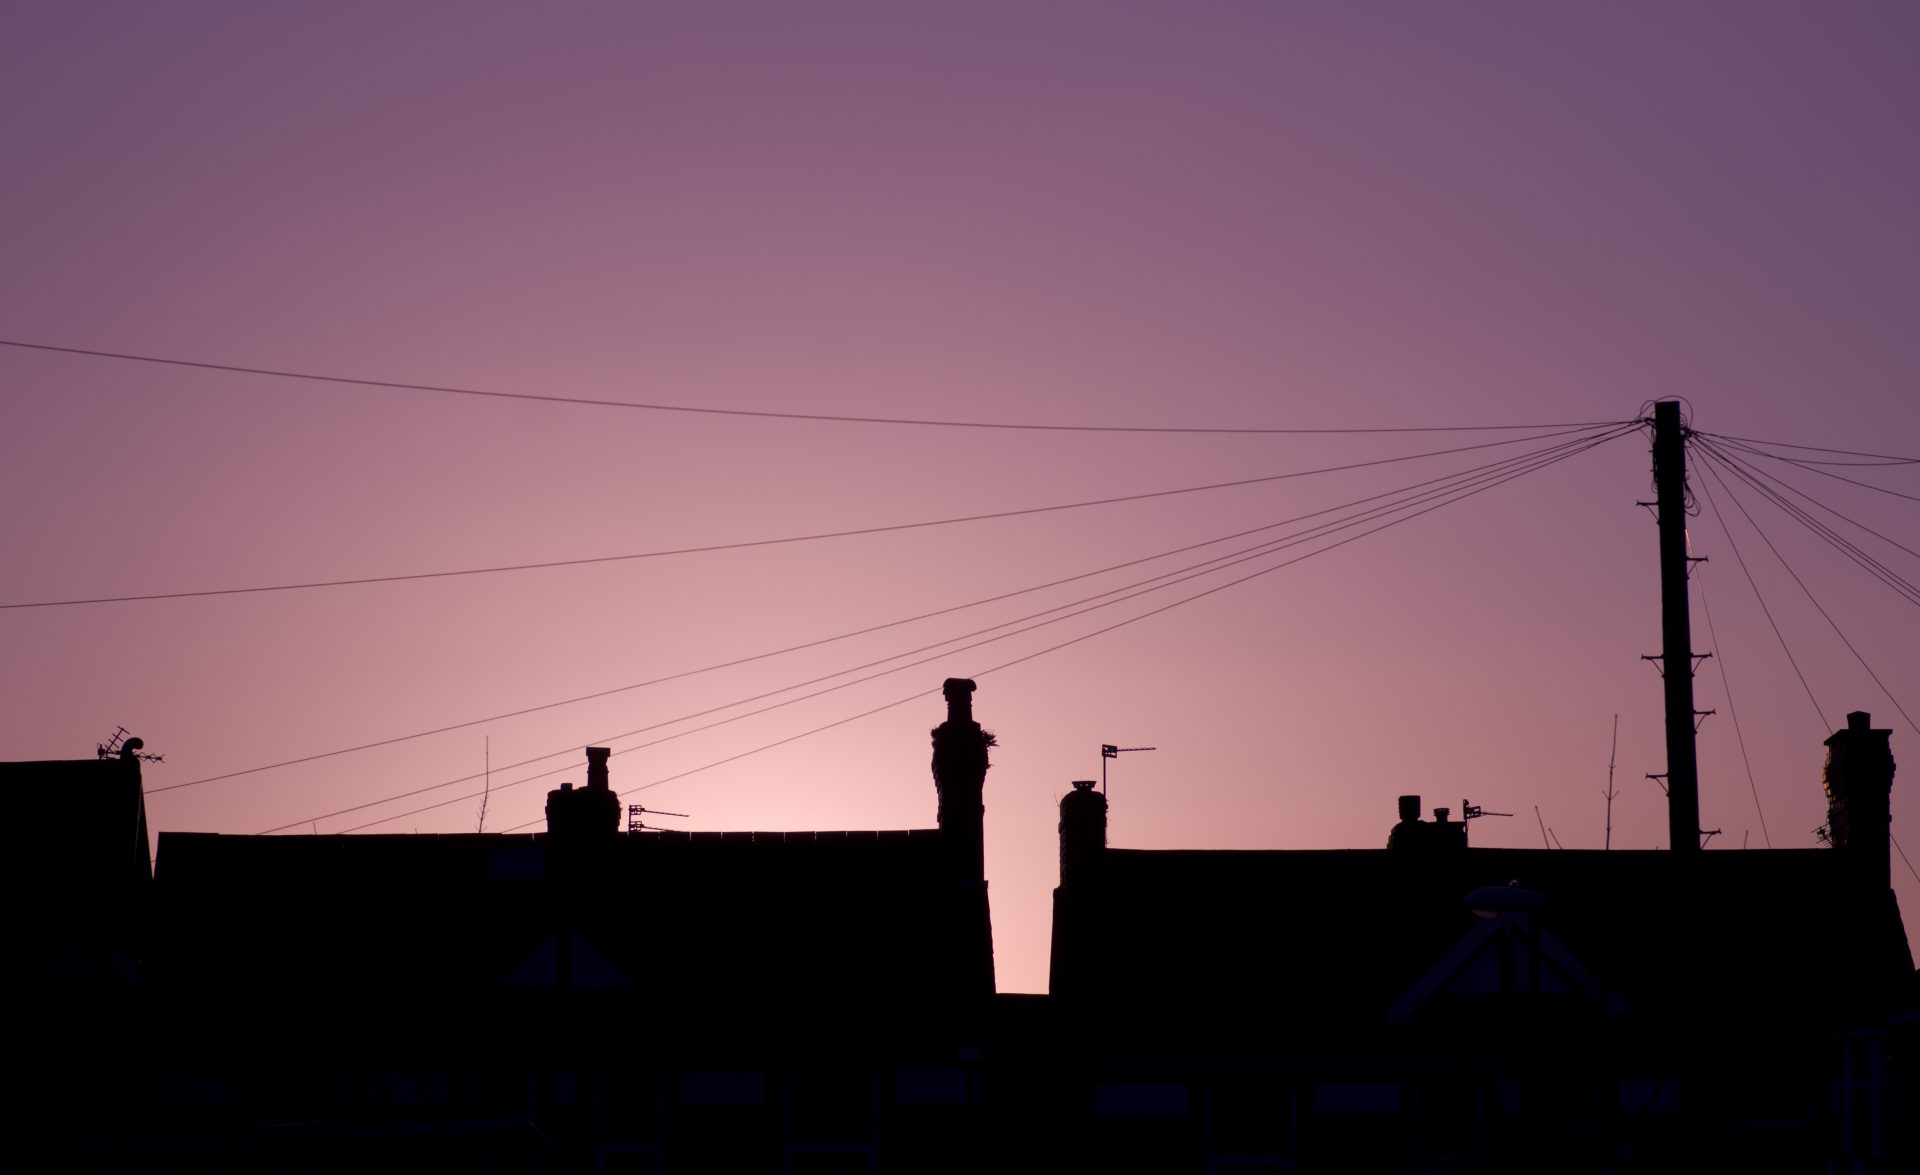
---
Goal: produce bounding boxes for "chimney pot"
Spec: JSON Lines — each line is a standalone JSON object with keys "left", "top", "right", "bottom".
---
{"left": 1398, "top": 795, "right": 1421, "bottom": 823}
{"left": 942, "top": 678, "right": 976, "bottom": 725}
{"left": 932, "top": 680, "right": 989, "bottom": 882}
{"left": 1059, "top": 780, "right": 1108, "bottom": 888}
{"left": 1434, "top": 807, "right": 1450, "bottom": 823}
{"left": 1849, "top": 711, "right": 1871, "bottom": 731}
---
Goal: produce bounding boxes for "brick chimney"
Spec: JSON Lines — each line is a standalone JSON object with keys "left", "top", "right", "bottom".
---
{"left": 546, "top": 746, "right": 621, "bottom": 839}
{"left": 1824, "top": 711, "right": 1896, "bottom": 889}
{"left": 931, "top": 678, "right": 989, "bottom": 882}
{"left": 1059, "top": 780, "right": 1107, "bottom": 888}
{"left": 1386, "top": 794, "right": 1466, "bottom": 852}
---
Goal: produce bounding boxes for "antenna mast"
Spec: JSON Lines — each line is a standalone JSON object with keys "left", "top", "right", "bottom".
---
{"left": 627, "top": 805, "right": 689, "bottom": 832}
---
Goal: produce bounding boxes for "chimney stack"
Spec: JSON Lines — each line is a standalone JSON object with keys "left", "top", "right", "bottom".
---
{"left": 1059, "top": 780, "right": 1107, "bottom": 888}
{"left": 1387, "top": 794, "right": 1466, "bottom": 851}
{"left": 931, "top": 679, "right": 989, "bottom": 882}
{"left": 1824, "top": 711, "right": 1896, "bottom": 889}
{"left": 546, "top": 747, "right": 622, "bottom": 839}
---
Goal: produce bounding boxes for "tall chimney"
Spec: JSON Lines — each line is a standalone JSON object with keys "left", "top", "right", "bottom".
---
{"left": 931, "top": 678, "right": 989, "bottom": 882}
{"left": 586, "top": 746, "right": 611, "bottom": 791}
{"left": 1824, "top": 711, "right": 1895, "bottom": 889}
{"left": 1059, "top": 780, "right": 1107, "bottom": 888}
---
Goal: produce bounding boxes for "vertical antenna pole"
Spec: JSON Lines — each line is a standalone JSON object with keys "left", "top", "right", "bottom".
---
{"left": 1604, "top": 714, "right": 1619, "bottom": 851}
{"left": 477, "top": 735, "right": 491, "bottom": 833}
{"left": 1653, "top": 402, "right": 1701, "bottom": 852}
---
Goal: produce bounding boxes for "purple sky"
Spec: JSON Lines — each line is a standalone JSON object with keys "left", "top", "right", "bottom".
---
{"left": 4, "top": 2, "right": 1917, "bottom": 993}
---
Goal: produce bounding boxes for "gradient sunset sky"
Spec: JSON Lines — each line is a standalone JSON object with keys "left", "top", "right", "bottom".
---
{"left": 4, "top": 2, "right": 1916, "bottom": 994}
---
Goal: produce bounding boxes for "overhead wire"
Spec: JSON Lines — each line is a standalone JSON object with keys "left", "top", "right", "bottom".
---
{"left": 267, "top": 427, "right": 1629, "bottom": 831}
{"left": 0, "top": 336, "right": 1630, "bottom": 436}
{"left": 323, "top": 423, "right": 1633, "bottom": 834}
{"left": 4, "top": 426, "right": 1611, "bottom": 611}
{"left": 1693, "top": 438, "right": 1920, "bottom": 608}
{"left": 1690, "top": 450, "right": 1830, "bottom": 730}
{"left": 271, "top": 425, "right": 1636, "bottom": 831}
{"left": 1704, "top": 434, "right": 1920, "bottom": 505}
{"left": 1695, "top": 431, "right": 1920, "bottom": 465}
{"left": 1702, "top": 441, "right": 1920, "bottom": 570}
{"left": 1687, "top": 529, "right": 1773, "bottom": 848}
{"left": 1695, "top": 445, "right": 1920, "bottom": 736}
{"left": 156, "top": 424, "right": 1633, "bottom": 795}
{"left": 1896, "top": 833, "right": 1920, "bottom": 887}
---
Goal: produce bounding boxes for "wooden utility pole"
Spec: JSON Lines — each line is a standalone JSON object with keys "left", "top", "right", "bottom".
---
{"left": 1652, "top": 401, "right": 1702, "bottom": 852}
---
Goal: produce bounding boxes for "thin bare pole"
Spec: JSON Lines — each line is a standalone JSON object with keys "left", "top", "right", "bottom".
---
{"left": 477, "top": 735, "right": 491, "bottom": 833}
{"left": 1604, "top": 714, "right": 1619, "bottom": 851}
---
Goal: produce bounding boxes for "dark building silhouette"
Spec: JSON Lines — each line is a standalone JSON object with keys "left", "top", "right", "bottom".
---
{"left": 1047, "top": 712, "right": 1917, "bottom": 1172}
{"left": 5, "top": 691, "right": 1916, "bottom": 1172}
{"left": 8, "top": 682, "right": 997, "bottom": 1173}
{"left": 2, "top": 743, "right": 153, "bottom": 1168}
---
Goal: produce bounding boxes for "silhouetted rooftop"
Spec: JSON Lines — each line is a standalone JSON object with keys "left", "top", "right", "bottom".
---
{"left": 1054, "top": 844, "right": 1913, "bottom": 1044}
{"left": 154, "top": 824, "right": 993, "bottom": 1029}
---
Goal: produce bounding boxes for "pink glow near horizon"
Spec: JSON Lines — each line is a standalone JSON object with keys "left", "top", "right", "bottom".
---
{"left": 3, "top": 3, "right": 1917, "bottom": 993}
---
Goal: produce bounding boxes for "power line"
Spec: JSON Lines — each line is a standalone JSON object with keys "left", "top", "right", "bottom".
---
{"left": 319, "top": 426, "right": 1627, "bottom": 834}
{"left": 1691, "top": 450, "right": 1829, "bottom": 730}
{"left": 0, "top": 337, "right": 1631, "bottom": 436}
{"left": 1695, "top": 440, "right": 1920, "bottom": 609}
{"left": 265, "top": 433, "right": 1614, "bottom": 831}
{"left": 1895, "top": 833, "right": 1920, "bottom": 887}
{"left": 163, "top": 425, "right": 1625, "bottom": 794}
{"left": 1696, "top": 447, "right": 1920, "bottom": 737}
{"left": 1692, "top": 564, "right": 1772, "bottom": 848}
{"left": 1701, "top": 442, "right": 1920, "bottom": 570}
{"left": 252, "top": 426, "right": 1636, "bottom": 831}
{"left": 1706, "top": 435, "right": 1920, "bottom": 505}
{"left": 3, "top": 426, "right": 1612, "bottom": 611}
{"left": 611, "top": 430, "right": 1633, "bottom": 808}
{"left": 1697, "top": 431, "right": 1920, "bottom": 465}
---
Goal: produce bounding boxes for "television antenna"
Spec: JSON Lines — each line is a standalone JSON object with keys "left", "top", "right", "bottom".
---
{"left": 1100, "top": 744, "right": 1156, "bottom": 795}
{"left": 1462, "top": 800, "right": 1512, "bottom": 823}
{"left": 96, "top": 727, "right": 163, "bottom": 764}
{"left": 628, "top": 804, "right": 689, "bottom": 833}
